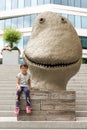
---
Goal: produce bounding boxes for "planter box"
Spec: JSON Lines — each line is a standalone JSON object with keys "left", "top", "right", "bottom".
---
{"left": 2, "top": 50, "right": 20, "bottom": 65}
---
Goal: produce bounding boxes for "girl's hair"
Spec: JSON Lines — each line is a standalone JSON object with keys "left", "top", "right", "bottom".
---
{"left": 20, "top": 63, "right": 28, "bottom": 69}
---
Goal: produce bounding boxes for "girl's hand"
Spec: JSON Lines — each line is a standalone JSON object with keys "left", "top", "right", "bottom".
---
{"left": 28, "top": 86, "right": 32, "bottom": 91}
{"left": 17, "top": 86, "right": 21, "bottom": 91}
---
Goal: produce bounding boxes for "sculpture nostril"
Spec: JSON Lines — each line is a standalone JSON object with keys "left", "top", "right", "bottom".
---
{"left": 39, "top": 18, "right": 45, "bottom": 24}
{"left": 61, "top": 17, "right": 67, "bottom": 23}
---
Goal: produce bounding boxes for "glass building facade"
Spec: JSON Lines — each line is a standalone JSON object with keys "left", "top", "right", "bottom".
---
{"left": 0, "top": 0, "right": 87, "bottom": 58}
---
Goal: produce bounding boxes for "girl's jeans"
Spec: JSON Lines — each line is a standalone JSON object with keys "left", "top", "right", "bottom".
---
{"left": 16, "top": 87, "right": 30, "bottom": 108}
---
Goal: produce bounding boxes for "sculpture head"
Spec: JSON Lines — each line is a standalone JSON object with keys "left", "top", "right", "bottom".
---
{"left": 23, "top": 12, "right": 82, "bottom": 90}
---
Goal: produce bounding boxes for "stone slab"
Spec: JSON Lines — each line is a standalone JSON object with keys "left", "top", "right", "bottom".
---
{"left": 17, "top": 90, "right": 76, "bottom": 121}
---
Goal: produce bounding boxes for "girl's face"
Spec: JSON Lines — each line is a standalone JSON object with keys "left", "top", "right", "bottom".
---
{"left": 21, "top": 66, "right": 28, "bottom": 75}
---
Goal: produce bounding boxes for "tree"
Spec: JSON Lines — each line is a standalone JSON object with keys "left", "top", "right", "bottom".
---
{"left": 3, "top": 27, "right": 22, "bottom": 49}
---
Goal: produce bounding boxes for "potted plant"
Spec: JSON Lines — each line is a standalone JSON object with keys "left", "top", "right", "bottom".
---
{"left": 2, "top": 27, "right": 22, "bottom": 65}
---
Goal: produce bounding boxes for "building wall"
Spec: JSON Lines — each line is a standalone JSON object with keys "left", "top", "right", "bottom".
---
{"left": 0, "top": 0, "right": 87, "bottom": 56}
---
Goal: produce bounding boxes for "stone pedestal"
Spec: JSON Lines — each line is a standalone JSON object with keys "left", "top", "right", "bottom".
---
{"left": 17, "top": 90, "right": 76, "bottom": 121}
{"left": 3, "top": 50, "right": 19, "bottom": 65}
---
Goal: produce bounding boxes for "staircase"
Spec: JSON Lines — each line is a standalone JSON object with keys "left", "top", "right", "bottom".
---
{"left": 67, "top": 64, "right": 87, "bottom": 120}
{"left": 0, "top": 64, "right": 87, "bottom": 129}
{"left": 0, "top": 65, "right": 19, "bottom": 121}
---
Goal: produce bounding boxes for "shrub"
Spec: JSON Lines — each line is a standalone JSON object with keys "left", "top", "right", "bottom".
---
{"left": 3, "top": 27, "right": 22, "bottom": 48}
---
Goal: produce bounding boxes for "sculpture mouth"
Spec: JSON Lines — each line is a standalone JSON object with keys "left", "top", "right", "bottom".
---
{"left": 24, "top": 54, "right": 80, "bottom": 68}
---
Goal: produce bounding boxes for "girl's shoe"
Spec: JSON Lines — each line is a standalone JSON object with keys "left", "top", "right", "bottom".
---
{"left": 26, "top": 106, "right": 31, "bottom": 113}
{"left": 15, "top": 107, "right": 19, "bottom": 115}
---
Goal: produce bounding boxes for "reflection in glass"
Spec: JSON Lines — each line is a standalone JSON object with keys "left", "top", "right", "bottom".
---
{"left": 55, "top": 0, "right": 61, "bottom": 4}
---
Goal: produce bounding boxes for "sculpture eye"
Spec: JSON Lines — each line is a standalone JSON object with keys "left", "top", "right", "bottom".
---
{"left": 61, "top": 17, "right": 67, "bottom": 24}
{"left": 39, "top": 18, "right": 45, "bottom": 24}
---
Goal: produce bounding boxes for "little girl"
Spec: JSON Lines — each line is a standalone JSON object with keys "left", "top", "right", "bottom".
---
{"left": 15, "top": 64, "right": 31, "bottom": 115}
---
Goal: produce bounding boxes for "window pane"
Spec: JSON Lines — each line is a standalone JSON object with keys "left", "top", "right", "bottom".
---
{"left": 61, "top": 0, "right": 68, "bottom": 5}
{"left": 12, "top": 0, "right": 18, "bottom": 9}
{"left": 38, "top": 0, "right": 44, "bottom": 5}
{"left": 0, "top": 20, "right": 4, "bottom": 30}
{"left": 0, "top": 0, "right": 5, "bottom": 11}
{"left": 11, "top": 18, "right": 18, "bottom": 28}
{"left": 81, "top": 0, "right": 87, "bottom": 8}
{"left": 23, "top": 36, "right": 30, "bottom": 49}
{"left": 75, "top": 16, "right": 81, "bottom": 28}
{"left": 44, "top": 0, "right": 50, "bottom": 4}
{"left": 51, "top": 0, "right": 54, "bottom": 4}
{"left": 24, "top": 0, "right": 30, "bottom": 7}
{"left": 68, "top": 15, "right": 75, "bottom": 27}
{"left": 55, "top": 0, "right": 61, "bottom": 4}
{"left": 5, "top": 19, "right": 11, "bottom": 28}
{"left": 31, "top": 14, "right": 37, "bottom": 27}
{"left": 18, "top": 17, "right": 23, "bottom": 28}
{"left": 18, "top": 0, "right": 24, "bottom": 8}
{"left": 82, "top": 16, "right": 87, "bottom": 29}
{"left": 24, "top": 16, "right": 31, "bottom": 28}
{"left": 75, "top": 0, "right": 80, "bottom": 7}
{"left": 80, "top": 37, "right": 87, "bottom": 49}
{"left": 31, "top": 0, "right": 37, "bottom": 6}
{"left": 6, "top": 0, "right": 11, "bottom": 10}
{"left": 68, "top": 0, "right": 74, "bottom": 6}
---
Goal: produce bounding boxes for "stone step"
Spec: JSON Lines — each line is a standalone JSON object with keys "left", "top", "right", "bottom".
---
{"left": 67, "top": 88, "right": 87, "bottom": 91}
{"left": 0, "top": 111, "right": 16, "bottom": 117}
{"left": 0, "top": 121, "right": 87, "bottom": 129}
{"left": 0, "top": 88, "right": 16, "bottom": 90}
{"left": 0, "top": 117, "right": 17, "bottom": 121}
{"left": 0, "top": 100, "right": 15, "bottom": 105}
{"left": 0, "top": 105, "right": 15, "bottom": 111}
{"left": 76, "top": 100, "right": 87, "bottom": 105}
{"left": 76, "top": 97, "right": 87, "bottom": 100}
{"left": 68, "top": 85, "right": 87, "bottom": 87}
{"left": 1, "top": 129, "right": 87, "bottom": 130}
{"left": 0, "top": 96, "right": 15, "bottom": 100}
{"left": 76, "top": 111, "right": 87, "bottom": 117}
{"left": 76, "top": 105, "right": 87, "bottom": 111}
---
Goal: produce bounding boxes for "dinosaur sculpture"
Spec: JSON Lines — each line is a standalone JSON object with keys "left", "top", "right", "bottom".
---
{"left": 23, "top": 11, "right": 82, "bottom": 90}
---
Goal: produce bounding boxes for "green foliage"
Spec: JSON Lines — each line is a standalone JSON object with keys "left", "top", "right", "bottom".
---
{"left": 3, "top": 27, "right": 22, "bottom": 48}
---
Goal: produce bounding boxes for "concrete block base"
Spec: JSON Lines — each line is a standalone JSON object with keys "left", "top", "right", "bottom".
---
{"left": 17, "top": 90, "right": 76, "bottom": 121}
